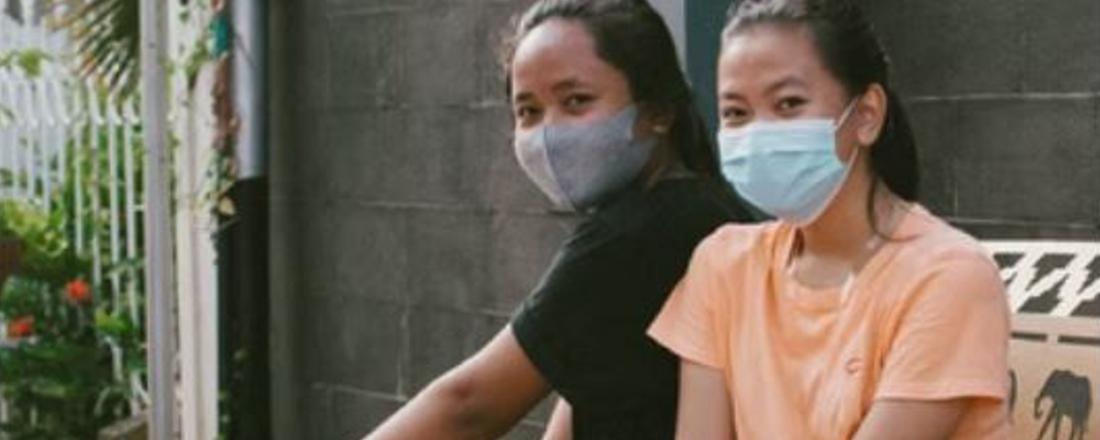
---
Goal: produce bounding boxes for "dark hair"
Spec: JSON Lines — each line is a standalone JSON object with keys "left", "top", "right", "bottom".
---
{"left": 501, "top": 0, "right": 721, "bottom": 178}
{"left": 724, "top": 0, "right": 919, "bottom": 225}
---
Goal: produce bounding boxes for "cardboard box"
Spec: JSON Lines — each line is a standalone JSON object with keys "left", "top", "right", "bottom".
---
{"left": 986, "top": 241, "right": 1098, "bottom": 440}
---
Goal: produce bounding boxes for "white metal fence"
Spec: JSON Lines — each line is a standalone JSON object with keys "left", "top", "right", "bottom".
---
{"left": 0, "top": 7, "right": 149, "bottom": 424}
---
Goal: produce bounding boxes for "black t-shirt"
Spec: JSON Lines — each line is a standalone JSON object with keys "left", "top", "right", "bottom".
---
{"left": 512, "top": 176, "right": 753, "bottom": 440}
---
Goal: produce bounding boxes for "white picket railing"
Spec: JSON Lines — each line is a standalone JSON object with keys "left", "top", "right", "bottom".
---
{"left": 1, "top": 1, "right": 220, "bottom": 437}
{"left": 0, "top": 7, "right": 150, "bottom": 426}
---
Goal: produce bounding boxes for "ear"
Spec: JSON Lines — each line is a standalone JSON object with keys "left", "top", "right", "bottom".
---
{"left": 855, "top": 83, "right": 888, "bottom": 148}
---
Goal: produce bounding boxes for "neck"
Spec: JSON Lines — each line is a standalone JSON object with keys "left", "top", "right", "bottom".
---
{"left": 640, "top": 138, "right": 688, "bottom": 188}
{"left": 795, "top": 174, "right": 903, "bottom": 267}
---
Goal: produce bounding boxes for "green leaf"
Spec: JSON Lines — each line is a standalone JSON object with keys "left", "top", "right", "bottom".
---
{"left": 93, "top": 309, "right": 128, "bottom": 337}
{"left": 29, "top": 378, "right": 71, "bottom": 399}
{"left": 50, "top": 0, "right": 140, "bottom": 96}
{"left": 0, "top": 105, "right": 12, "bottom": 124}
{"left": 16, "top": 49, "right": 50, "bottom": 78}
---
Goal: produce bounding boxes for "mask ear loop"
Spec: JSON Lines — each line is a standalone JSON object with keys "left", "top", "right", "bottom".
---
{"left": 831, "top": 94, "right": 865, "bottom": 191}
{"left": 836, "top": 94, "right": 876, "bottom": 305}
{"left": 834, "top": 96, "right": 861, "bottom": 129}
{"left": 832, "top": 94, "right": 865, "bottom": 162}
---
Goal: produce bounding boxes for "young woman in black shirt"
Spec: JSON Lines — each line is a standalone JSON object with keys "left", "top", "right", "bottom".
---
{"left": 366, "top": 1, "right": 752, "bottom": 439}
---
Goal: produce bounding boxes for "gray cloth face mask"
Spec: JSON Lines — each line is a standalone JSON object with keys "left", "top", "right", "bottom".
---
{"left": 514, "top": 105, "right": 657, "bottom": 212}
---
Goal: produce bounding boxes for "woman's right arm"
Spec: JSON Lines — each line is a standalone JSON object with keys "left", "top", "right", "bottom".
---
{"left": 676, "top": 360, "right": 735, "bottom": 440}
{"left": 364, "top": 325, "right": 551, "bottom": 440}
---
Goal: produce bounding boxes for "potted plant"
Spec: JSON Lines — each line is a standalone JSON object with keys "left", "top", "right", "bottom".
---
{"left": 0, "top": 201, "right": 140, "bottom": 439}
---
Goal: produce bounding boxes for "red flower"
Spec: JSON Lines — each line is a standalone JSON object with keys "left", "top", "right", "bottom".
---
{"left": 8, "top": 316, "right": 33, "bottom": 338}
{"left": 65, "top": 279, "right": 92, "bottom": 304}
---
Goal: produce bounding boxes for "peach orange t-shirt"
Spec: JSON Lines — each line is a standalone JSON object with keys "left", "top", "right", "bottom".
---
{"left": 648, "top": 205, "right": 1011, "bottom": 440}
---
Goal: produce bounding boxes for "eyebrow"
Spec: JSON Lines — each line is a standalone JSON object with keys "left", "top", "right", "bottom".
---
{"left": 513, "top": 91, "right": 534, "bottom": 105}
{"left": 512, "top": 77, "right": 590, "bottom": 105}
{"left": 720, "top": 75, "right": 809, "bottom": 101}
{"left": 551, "top": 77, "right": 587, "bottom": 94}
{"left": 766, "top": 76, "right": 808, "bottom": 94}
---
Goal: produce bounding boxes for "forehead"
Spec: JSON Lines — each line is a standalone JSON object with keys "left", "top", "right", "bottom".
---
{"left": 718, "top": 24, "right": 834, "bottom": 93}
{"left": 511, "top": 19, "right": 624, "bottom": 97}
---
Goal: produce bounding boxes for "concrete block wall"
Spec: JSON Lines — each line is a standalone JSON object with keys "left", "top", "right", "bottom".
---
{"left": 270, "top": 1, "right": 566, "bottom": 439}
{"left": 859, "top": 0, "right": 1100, "bottom": 239}
{"left": 270, "top": 1, "right": 1100, "bottom": 439}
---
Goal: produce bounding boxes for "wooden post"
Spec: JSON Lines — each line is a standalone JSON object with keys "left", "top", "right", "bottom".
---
{"left": 0, "top": 238, "right": 22, "bottom": 288}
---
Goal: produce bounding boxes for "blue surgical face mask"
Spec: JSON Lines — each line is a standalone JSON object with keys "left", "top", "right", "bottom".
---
{"left": 514, "top": 105, "right": 656, "bottom": 211}
{"left": 718, "top": 100, "right": 858, "bottom": 225}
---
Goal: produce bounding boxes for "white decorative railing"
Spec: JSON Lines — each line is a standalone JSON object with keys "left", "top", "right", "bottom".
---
{"left": 3, "top": 1, "right": 220, "bottom": 437}
{"left": 0, "top": 7, "right": 149, "bottom": 426}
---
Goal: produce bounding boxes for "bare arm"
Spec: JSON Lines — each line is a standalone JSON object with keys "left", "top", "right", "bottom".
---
{"left": 364, "top": 325, "right": 551, "bottom": 440}
{"left": 851, "top": 399, "right": 969, "bottom": 440}
{"left": 676, "top": 360, "right": 735, "bottom": 440}
{"left": 540, "top": 398, "right": 572, "bottom": 440}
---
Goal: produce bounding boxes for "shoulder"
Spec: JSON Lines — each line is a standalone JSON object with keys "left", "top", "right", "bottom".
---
{"left": 892, "top": 206, "right": 998, "bottom": 276}
{"left": 689, "top": 221, "right": 785, "bottom": 275}
{"left": 647, "top": 177, "right": 755, "bottom": 221}
{"left": 647, "top": 221, "right": 783, "bottom": 357}
{"left": 886, "top": 206, "right": 1006, "bottom": 308}
{"left": 651, "top": 178, "right": 756, "bottom": 232}
{"left": 586, "top": 177, "right": 754, "bottom": 247}
{"left": 649, "top": 178, "right": 757, "bottom": 242}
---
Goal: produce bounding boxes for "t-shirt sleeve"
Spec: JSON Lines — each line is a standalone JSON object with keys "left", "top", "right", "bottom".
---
{"left": 511, "top": 221, "right": 630, "bottom": 387}
{"left": 647, "top": 236, "right": 726, "bottom": 370}
{"left": 876, "top": 254, "right": 1011, "bottom": 402}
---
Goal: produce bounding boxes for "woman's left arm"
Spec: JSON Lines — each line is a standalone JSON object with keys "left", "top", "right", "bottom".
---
{"left": 540, "top": 398, "right": 572, "bottom": 440}
{"left": 858, "top": 254, "right": 1011, "bottom": 440}
{"left": 851, "top": 399, "right": 969, "bottom": 440}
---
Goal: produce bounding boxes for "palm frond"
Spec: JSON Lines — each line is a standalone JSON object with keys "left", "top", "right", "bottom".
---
{"left": 47, "top": 0, "right": 140, "bottom": 97}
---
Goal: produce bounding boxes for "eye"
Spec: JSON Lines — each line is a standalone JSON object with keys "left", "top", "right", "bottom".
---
{"left": 514, "top": 105, "right": 539, "bottom": 119}
{"left": 563, "top": 94, "right": 594, "bottom": 110}
{"left": 720, "top": 106, "right": 751, "bottom": 127}
{"left": 776, "top": 96, "right": 808, "bottom": 113}
{"left": 513, "top": 104, "right": 542, "bottom": 129}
